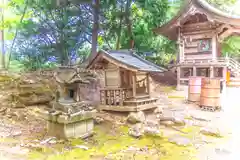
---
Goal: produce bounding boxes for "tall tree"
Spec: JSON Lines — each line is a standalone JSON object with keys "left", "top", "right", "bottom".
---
{"left": 0, "top": 0, "right": 5, "bottom": 69}
{"left": 116, "top": 4, "right": 124, "bottom": 50}
{"left": 7, "top": 0, "right": 29, "bottom": 69}
{"left": 13, "top": 0, "right": 92, "bottom": 67}
{"left": 91, "top": 0, "right": 99, "bottom": 58}
{"left": 125, "top": 0, "right": 133, "bottom": 49}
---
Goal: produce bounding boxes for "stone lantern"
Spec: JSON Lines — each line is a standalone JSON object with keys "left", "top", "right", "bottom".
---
{"left": 41, "top": 66, "right": 97, "bottom": 139}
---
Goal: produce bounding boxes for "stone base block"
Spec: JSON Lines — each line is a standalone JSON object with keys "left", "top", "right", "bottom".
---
{"left": 47, "top": 119, "right": 94, "bottom": 139}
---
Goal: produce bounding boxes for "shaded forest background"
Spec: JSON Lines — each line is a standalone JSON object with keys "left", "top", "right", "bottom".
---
{"left": 0, "top": 0, "right": 240, "bottom": 71}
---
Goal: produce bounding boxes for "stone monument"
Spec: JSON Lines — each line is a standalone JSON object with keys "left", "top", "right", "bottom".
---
{"left": 41, "top": 66, "right": 97, "bottom": 139}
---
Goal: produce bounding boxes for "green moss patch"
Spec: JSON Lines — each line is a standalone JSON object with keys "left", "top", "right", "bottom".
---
{"left": 168, "top": 95, "right": 185, "bottom": 99}
{"left": 27, "top": 123, "right": 200, "bottom": 160}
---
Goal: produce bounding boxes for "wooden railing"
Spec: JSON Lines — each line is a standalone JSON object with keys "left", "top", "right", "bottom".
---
{"left": 180, "top": 57, "right": 227, "bottom": 65}
{"left": 100, "top": 88, "right": 132, "bottom": 106}
{"left": 169, "top": 57, "right": 240, "bottom": 74}
{"left": 226, "top": 58, "right": 240, "bottom": 76}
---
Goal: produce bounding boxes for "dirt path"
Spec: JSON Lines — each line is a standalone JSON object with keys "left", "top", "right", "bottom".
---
{"left": 164, "top": 87, "right": 240, "bottom": 160}
{"left": 0, "top": 121, "right": 27, "bottom": 160}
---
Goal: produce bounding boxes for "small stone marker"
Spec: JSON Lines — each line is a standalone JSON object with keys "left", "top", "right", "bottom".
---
{"left": 168, "top": 135, "right": 192, "bottom": 147}
{"left": 144, "top": 120, "right": 160, "bottom": 135}
{"left": 128, "top": 123, "right": 144, "bottom": 138}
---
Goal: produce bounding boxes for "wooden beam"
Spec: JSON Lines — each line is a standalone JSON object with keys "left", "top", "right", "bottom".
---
{"left": 218, "top": 29, "right": 233, "bottom": 42}
{"left": 217, "top": 28, "right": 240, "bottom": 42}
{"left": 216, "top": 24, "right": 232, "bottom": 34}
{"left": 183, "top": 30, "right": 214, "bottom": 36}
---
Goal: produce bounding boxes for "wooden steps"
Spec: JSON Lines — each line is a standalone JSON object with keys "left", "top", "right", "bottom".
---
{"left": 124, "top": 97, "right": 158, "bottom": 106}
{"left": 228, "top": 77, "right": 240, "bottom": 87}
{"left": 126, "top": 94, "right": 150, "bottom": 100}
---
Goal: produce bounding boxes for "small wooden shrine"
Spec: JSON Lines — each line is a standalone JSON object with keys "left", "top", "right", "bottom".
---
{"left": 154, "top": 0, "right": 240, "bottom": 90}
{"left": 86, "top": 50, "right": 166, "bottom": 112}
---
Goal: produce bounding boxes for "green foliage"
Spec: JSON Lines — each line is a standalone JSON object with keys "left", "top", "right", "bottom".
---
{"left": 222, "top": 36, "right": 240, "bottom": 58}
{"left": 6, "top": 0, "right": 240, "bottom": 71}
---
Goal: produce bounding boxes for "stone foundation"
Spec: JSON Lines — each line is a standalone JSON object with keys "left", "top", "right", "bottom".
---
{"left": 41, "top": 110, "right": 96, "bottom": 139}
{"left": 47, "top": 119, "right": 94, "bottom": 139}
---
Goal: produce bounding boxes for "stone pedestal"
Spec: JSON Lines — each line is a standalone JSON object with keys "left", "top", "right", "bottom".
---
{"left": 41, "top": 110, "right": 96, "bottom": 139}
{"left": 47, "top": 119, "right": 94, "bottom": 139}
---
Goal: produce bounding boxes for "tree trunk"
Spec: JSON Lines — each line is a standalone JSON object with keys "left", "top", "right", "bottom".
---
{"left": 7, "top": 0, "right": 29, "bottom": 69}
{"left": 0, "top": 0, "right": 5, "bottom": 69}
{"left": 91, "top": 0, "right": 99, "bottom": 59}
{"left": 125, "top": 0, "right": 133, "bottom": 49}
{"left": 116, "top": 7, "right": 123, "bottom": 50}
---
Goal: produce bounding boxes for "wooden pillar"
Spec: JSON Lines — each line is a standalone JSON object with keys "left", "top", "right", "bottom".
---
{"left": 210, "top": 66, "right": 214, "bottom": 78}
{"left": 205, "top": 68, "right": 208, "bottom": 77}
{"left": 177, "top": 27, "right": 184, "bottom": 63}
{"left": 146, "top": 73, "right": 150, "bottom": 94}
{"left": 100, "top": 90, "right": 106, "bottom": 105}
{"left": 104, "top": 70, "right": 107, "bottom": 86}
{"left": 76, "top": 84, "right": 80, "bottom": 102}
{"left": 118, "top": 68, "right": 121, "bottom": 87}
{"left": 193, "top": 66, "right": 196, "bottom": 76}
{"left": 132, "top": 73, "right": 136, "bottom": 98}
{"left": 119, "top": 89, "right": 123, "bottom": 106}
{"left": 212, "top": 35, "right": 217, "bottom": 60}
{"left": 177, "top": 67, "right": 181, "bottom": 90}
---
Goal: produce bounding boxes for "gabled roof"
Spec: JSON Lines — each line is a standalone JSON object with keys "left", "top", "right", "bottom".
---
{"left": 86, "top": 50, "right": 167, "bottom": 72}
{"left": 154, "top": 0, "right": 240, "bottom": 40}
{"left": 54, "top": 67, "right": 97, "bottom": 84}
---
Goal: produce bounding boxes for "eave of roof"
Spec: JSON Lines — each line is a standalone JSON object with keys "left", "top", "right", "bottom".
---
{"left": 153, "top": 0, "right": 240, "bottom": 40}
{"left": 86, "top": 50, "right": 167, "bottom": 73}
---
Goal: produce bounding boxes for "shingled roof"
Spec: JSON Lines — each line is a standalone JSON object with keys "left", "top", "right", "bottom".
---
{"left": 86, "top": 50, "right": 167, "bottom": 72}
{"left": 154, "top": 0, "right": 240, "bottom": 40}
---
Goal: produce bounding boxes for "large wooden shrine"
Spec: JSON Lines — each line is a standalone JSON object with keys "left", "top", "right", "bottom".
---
{"left": 86, "top": 50, "right": 166, "bottom": 112}
{"left": 154, "top": 0, "right": 240, "bottom": 89}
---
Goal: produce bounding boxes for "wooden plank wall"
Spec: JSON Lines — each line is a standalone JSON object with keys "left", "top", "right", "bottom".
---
{"left": 183, "top": 34, "right": 213, "bottom": 59}
{"left": 105, "top": 63, "right": 120, "bottom": 87}
{"left": 182, "top": 22, "right": 216, "bottom": 60}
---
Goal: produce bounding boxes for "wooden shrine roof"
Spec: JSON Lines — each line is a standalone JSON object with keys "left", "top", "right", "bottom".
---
{"left": 153, "top": 0, "right": 240, "bottom": 40}
{"left": 86, "top": 50, "right": 167, "bottom": 72}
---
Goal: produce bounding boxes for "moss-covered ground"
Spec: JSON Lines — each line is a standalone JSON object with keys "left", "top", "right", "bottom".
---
{"left": 25, "top": 120, "right": 226, "bottom": 160}
{"left": 0, "top": 76, "right": 229, "bottom": 160}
